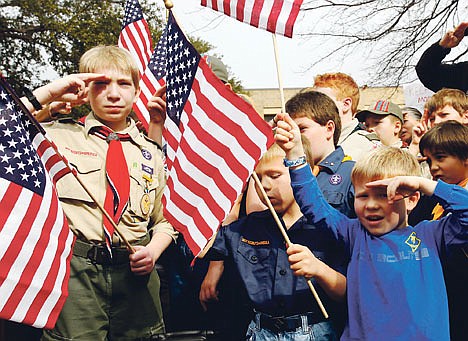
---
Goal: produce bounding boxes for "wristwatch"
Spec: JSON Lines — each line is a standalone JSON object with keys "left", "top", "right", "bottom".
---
{"left": 283, "top": 155, "right": 307, "bottom": 168}
{"left": 23, "top": 87, "right": 43, "bottom": 111}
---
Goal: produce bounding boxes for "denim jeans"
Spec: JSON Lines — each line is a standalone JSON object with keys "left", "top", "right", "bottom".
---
{"left": 245, "top": 312, "right": 338, "bottom": 341}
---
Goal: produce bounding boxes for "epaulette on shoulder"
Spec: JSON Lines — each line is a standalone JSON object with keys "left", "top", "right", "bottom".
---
{"left": 56, "top": 117, "right": 81, "bottom": 125}
{"left": 143, "top": 134, "right": 163, "bottom": 151}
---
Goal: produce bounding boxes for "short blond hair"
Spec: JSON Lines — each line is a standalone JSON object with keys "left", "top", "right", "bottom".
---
{"left": 313, "top": 72, "right": 360, "bottom": 114}
{"left": 79, "top": 45, "right": 140, "bottom": 89}
{"left": 351, "top": 147, "right": 421, "bottom": 184}
{"left": 256, "top": 143, "right": 285, "bottom": 169}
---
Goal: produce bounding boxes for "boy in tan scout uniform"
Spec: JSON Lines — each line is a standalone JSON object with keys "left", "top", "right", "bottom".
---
{"left": 26, "top": 46, "right": 177, "bottom": 340}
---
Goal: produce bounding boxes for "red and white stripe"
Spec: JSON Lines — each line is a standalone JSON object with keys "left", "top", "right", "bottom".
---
{"left": 118, "top": 0, "right": 155, "bottom": 127}
{"left": 0, "top": 174, "right": 74, "bottom": 329}
{"left": 163, "top": 59, "right": 273, "bottom": 256}
{"left": 201, "top": 0, "right": 304, "bottom": 38}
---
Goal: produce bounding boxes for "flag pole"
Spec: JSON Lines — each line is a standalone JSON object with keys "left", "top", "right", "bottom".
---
{"left": 251, "top": 171, "right": 329, "bottom": 319}
{"left": 0, "top": 76, "right": 135, "bottom": 253}
{"left": 272, "top": 34, "right": 286, "bottom": 113}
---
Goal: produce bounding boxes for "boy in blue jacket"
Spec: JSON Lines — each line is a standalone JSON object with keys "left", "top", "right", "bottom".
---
{"left": 275, "top": 113, "right": 468, "bottom": 341}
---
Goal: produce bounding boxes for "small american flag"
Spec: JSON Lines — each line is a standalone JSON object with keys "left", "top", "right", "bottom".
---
{"left": 159, "top": 13, "right": 274, "bottom": 256}
{"left": 0, "top": 77, "right": 74, "bottom": 329}
{"left": 201, "top": 0, "right": 304, "bottom": 38}
{"left": 118, "top": 0, "right": 157, "bottom": 128}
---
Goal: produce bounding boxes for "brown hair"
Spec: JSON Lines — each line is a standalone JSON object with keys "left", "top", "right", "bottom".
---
{"left": 286, "top": 91, "right": 341, "bottom": 147}
{"left": 313, "top": 72, "right": 360, "bottom": 114}
{"left": 425, "top": 88, "right": 468, "bottom": 116}
{"left": 420, "top": 120, "right": 468, "bottom": 161}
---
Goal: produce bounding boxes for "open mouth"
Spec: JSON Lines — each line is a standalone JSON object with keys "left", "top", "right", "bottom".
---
{"left": 365, "top": 215, "right": 383, "bottom": 224}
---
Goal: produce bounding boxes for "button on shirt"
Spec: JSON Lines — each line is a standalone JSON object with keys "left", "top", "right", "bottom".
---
{"left": 43, "top": 113, "right": 175, "bottom": 243}
{"left": 209, "top": 210, "right": 347, "bottom": 317}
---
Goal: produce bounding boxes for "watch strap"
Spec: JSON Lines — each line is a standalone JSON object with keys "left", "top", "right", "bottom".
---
{"left": 283, "top": 155, "right": 307, "bottom": 168}
{"left": 23, "top": 87, "right": 43, "bottom": 111}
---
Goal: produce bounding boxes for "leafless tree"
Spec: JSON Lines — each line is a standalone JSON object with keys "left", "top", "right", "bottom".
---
{"left": 300, "top": 0, "right": 467, "bottom": 86}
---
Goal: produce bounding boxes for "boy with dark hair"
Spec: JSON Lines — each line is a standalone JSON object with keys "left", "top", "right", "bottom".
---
{"left": 424, "top": 88, "right": 468, "bottom": 128}
{"left": 285, "top": 91, "right": 355, "bottom": 217}
{"left": 275, "top": 113, "right": 468, "bottom": 340}
{"left": 419, "top": 120, "right": 468, "bottom": 341}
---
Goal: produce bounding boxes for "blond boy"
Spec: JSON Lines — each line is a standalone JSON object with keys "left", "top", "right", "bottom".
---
{"left": 275, "top": 112, "right": 468, "bottom": 340}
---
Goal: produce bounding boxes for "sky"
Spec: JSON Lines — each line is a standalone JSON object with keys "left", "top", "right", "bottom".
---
{"left": 169, "top": 1, "right": 370, "bottom": 90}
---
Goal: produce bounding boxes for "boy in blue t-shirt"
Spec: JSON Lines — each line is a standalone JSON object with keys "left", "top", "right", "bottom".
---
{"left": 275, "top": 113, "right": 468, "bottom": 341}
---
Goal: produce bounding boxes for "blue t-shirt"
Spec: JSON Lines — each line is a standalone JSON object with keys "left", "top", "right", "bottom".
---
{"left": 290, "top": 166, "right": 468, "bottom": 341}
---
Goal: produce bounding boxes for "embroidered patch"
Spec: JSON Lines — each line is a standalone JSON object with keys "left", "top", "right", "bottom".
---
{"left": 405, "top": 231, "right": 421, "bottom": 253}
{"left": 241, "top": 237, "right": 270, "bottom": 246}
{"left": 141, "top": 149, "right": 152, "bottom": 160}
{"left": 329, "top": 174, "right": 342, "bottom": 185}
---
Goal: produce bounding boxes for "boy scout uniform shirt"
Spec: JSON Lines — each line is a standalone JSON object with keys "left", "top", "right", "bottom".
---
{"left": 43, "top": 113, "right": 176, "bottom": 244}
{"left": 339, "top": 118, "right": 380, "bottom": 162}
{"left": 208, "top": 210, "right": 347, "bottom": 318}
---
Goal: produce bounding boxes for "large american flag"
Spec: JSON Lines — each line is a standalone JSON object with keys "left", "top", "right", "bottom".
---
{"left": 0, "top": 77, "right": 74, "bottom": 329}
{"left": 201, "top": 0, "right": 304, "bottom": 38}
{"left": 118, "top": 0, "right": 160, "bottom": 128}
{"left": 159, "top": 13, "right": 274, "bottom": 256}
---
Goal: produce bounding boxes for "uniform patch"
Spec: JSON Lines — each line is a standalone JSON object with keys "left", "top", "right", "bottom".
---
{"left": 142, "top": 164, "right": 153, "bottom": 175}
{"left": 141, "top": 149, "right": 152, "bottom": 160}
{"left": 405, "top": 232, "right": 421, "bottom": 252}
{"left": 241, "top": 237, "right": 270, "bottom": 246}
{"left": 329, "top": 174, "right": 342, "bottom": 185}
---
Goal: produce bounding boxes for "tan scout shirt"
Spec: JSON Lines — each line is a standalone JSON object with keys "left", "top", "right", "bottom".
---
{"left": 43, "top": 113, "right": 176, "bottom": 244}
{"left": 339, "top": 118, "right": 381, "bottom": 161}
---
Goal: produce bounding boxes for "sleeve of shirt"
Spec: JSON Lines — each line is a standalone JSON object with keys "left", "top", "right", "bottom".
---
{"left": 432, "top": 180, "right": 468, "bottom": 248}
{"left": 415, "top": 41, "right": 465, "bottom": 92}
{"left": 290, "top": 166, "right": 355, "bottom": 244}
{"left": 205, "top": 225, "right": 231, "bottom": 261}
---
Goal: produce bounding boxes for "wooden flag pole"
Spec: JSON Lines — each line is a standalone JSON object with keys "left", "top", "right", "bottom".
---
{"left": 1, "top": 76, "right": 135, "bottom": 253}
{"left": 272, "top": 34, "right": 286, "bottom": 113}
{"left": 251, "top": 172, "right": 329, "bottom": 319}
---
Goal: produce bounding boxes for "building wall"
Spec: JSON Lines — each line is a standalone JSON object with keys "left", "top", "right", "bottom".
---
{"left": 246, "top": 86, "right": 405, "bottom": 121}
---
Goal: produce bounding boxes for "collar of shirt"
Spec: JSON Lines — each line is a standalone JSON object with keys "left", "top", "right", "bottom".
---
{"left": 84, "top": 112, "right": 145, "bottom": 147}
{"left": 339, "top": 118, "right": 361, "bottom": 144}
{"left": 317, "top": 146, "right": 346, "bottom": 174}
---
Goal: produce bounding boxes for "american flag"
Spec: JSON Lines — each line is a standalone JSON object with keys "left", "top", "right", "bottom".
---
{"left": 118, "top": 0, "right": 159, "bottom": 128}
{"left": 159, "top": 13, "right": 274, "bottom": 256}
{"left": 201, "top": 0, "right": 304, "bottom": 38}
{"left": 0, "top": 77, "right": 74, "bottom": 329}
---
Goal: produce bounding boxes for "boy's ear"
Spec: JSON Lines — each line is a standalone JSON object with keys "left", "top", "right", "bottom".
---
{"left": 325, "top": 119, "right": 335, "bottom": 139}
{"left": 394, "top": 119, "right": 402, "bottom": 135}
{"left": 406, "top": 191, "right": 421, "bottom": 213}
{"left": 342, "top": 97, "right": 352, "bottom": 113}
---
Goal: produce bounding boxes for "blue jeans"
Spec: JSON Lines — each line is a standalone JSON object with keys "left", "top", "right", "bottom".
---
{"left": 246, "top": 312, "right": 338, "bottom": 340}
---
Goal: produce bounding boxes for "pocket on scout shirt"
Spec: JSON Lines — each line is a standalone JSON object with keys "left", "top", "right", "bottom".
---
{"left": 56, "top": 157, "right": 103, "bottom": 203}
{"left": 322, "top": 190, "right": 344, "bottom": 208}
{"left": 128, "top": 166, "right": 159, "bottom": 221}
{"left": 237, "top": 241, "right": 272, "bottom": 298}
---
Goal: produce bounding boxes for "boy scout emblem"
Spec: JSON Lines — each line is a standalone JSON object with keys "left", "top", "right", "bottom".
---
{"left": 405, "top": 232, "right": 421, "bottom": 252}
{"left": 141, "top": 193, "right": 151, "bottom": 216}
{"left": 141, "top": 149, "right": 152, "bottom": 160}
{"left": 329, "top": 174, "right": 342, "bottom": 185}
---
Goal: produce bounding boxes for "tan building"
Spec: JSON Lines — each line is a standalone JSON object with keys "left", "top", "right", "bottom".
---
{"left": 246, "top": 86, "right": 405, "bottom": 121}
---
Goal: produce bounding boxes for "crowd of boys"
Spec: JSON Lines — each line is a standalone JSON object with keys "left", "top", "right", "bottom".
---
{"left": 2, "top": 20, "right": 467, "bottom": 341}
